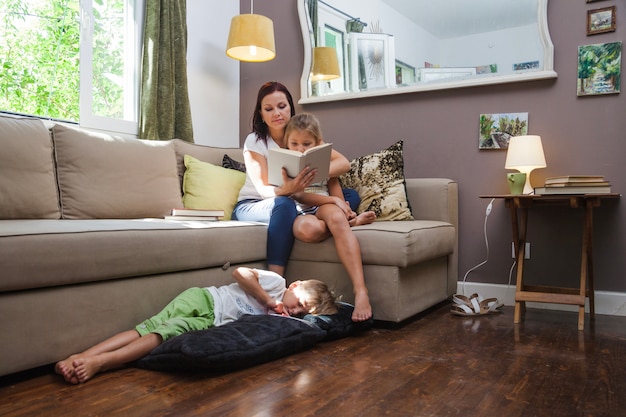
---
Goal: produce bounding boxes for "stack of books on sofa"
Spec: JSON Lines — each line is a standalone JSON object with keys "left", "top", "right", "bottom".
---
{"left": 534, "top": 175, "right": 611, "bottom": 195}
{"left": 164, "top": 208, "right": 224, "bottom": 221}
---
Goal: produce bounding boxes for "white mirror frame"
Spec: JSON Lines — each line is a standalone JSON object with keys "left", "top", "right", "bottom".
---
{"left": 298, "top": 0, "right": 557, "bottom": 104}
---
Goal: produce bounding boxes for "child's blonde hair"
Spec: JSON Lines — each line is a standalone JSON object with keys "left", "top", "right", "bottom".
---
{"left": 299, "top": 279, "right": 338, "bottom": 316}
{"left": 284, "top": 113, "right": 323, "bottom": 145}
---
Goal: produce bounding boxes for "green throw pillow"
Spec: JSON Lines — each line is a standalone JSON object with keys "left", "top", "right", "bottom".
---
{"left": 339, "top": 141, "right": 413, "bottom": 221}
{"left": 182, "top": 155, "right": 246, "bottom": 220}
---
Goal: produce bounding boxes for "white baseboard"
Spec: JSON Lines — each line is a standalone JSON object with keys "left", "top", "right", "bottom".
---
{"left": 456, "top": 281, "right": 626, "bottom": 316}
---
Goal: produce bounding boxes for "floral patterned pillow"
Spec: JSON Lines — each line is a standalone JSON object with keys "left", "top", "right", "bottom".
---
{"left": 339, "top": 140, "right": 413, "bottom": 221}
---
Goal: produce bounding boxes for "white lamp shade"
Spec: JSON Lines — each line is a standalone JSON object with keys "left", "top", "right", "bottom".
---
{"left": 311, "top": 47, "right": 341, "bottom": 81}
{"left": 505, "top": 135, "right": 547, "bottom": 171}
{"left": 505, "top": 135, "right": 547, "bottom": 194}
{"left": 226, "top": 14, "right": 276, "bottom": 62}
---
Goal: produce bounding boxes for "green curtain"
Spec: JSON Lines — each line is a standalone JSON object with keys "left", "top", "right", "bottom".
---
{"left": 139, "top": 0, "right": 194, "bottom": 142}
{"left": 307, "top": 0, "right": 318, "bottom": 47}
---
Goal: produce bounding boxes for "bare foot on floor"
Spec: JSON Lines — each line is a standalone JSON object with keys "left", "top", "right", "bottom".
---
{"left": 349, "top": 211, "right": 376, "bottom": 227}
{"left": 352, "top": 291, "right": 373, "bottom": 322}
{"left": 73, "top": 357, "right": 103, "bottom": 384}
{"left": 55, "top": 356, "right": 79, "bottom": 384}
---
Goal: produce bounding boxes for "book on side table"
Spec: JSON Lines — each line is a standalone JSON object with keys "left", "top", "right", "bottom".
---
{"left": 267, "top": 143, "right": 332, "bottom": 186}
{"left": 535, "top": 175, "right": 611, "bottom": 195}
{"left": 164, "top": 208, "right": 225, "bottom": 221}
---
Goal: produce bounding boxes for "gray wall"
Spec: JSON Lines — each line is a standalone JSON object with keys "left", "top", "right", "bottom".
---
{"left": 240, "top": 0, "right": 625, "bottom": 292}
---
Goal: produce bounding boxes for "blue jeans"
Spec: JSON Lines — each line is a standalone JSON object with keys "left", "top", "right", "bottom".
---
{"left": 232, "top": 197, "right": 297, "bottom": 268}
{"left": 343, "top": 188, "right": 360, "bottom": 212}
{"left": 231, "top": 189, "right": 360, "bottom": 268}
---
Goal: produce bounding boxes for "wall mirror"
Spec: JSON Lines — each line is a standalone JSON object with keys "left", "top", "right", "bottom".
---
{"left": 298, "top": 0, "right": 557, "bottom": 104}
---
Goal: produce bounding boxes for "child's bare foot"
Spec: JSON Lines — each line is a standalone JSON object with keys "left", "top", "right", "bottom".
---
{"left": 73, "top": 357, "right": 103, "bottom": 384}
{"left": 352, "top": 291, "right": 373, "bottom": 322}
{"left": 349, "top": 211, "right": 376, "bottom": 227}
{"left": 55, "top": 356, "right": 79, "bottom": 384}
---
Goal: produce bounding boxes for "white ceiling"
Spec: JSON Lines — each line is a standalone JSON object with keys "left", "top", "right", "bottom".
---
{"left": 381, "top": 0, "right": 539, "bottom": 38}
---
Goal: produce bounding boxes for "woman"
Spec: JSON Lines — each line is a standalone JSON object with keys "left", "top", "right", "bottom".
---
{"left": 232, "top": 82, "right": 357, "bottom": 277}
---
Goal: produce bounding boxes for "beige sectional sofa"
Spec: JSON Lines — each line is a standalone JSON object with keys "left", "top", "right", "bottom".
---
{"left": 0, "top": 114, "right": 458, "bottom": 377}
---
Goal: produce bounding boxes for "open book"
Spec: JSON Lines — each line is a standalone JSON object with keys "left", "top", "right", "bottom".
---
{"left": 267, "top": 143, "right": 332, "bottom": 186}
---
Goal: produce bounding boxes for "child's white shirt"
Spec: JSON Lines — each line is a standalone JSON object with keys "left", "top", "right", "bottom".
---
{"left": 207, "top": 269, "right": 287, "bottom": 326}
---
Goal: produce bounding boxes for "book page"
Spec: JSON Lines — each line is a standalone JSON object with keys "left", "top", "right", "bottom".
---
{"left": 268, "top": 143, "right": 332, "bottom": 186}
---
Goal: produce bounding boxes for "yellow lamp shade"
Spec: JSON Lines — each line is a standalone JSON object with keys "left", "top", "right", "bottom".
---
{"left": 226, "top": 14, "right": 275, "bottom": 62}
{"left": 311, "top": 47, "right": 340, "bottom": 81}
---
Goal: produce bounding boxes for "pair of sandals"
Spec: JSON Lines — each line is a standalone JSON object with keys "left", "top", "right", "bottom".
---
{"left": 451, "top": 293, "right": 504, "bottom": 316}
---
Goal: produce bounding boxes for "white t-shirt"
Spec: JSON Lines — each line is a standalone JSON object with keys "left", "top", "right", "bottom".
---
{"left": 207, "top": 269, "right": 287, "bottom": 326}
{"left": 237, "top": 132, "right": 281, "bottom": 201}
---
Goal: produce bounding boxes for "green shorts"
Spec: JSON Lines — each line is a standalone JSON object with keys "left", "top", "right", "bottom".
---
{"left": 135, "top": 287, "right": 215, "bottom": 341}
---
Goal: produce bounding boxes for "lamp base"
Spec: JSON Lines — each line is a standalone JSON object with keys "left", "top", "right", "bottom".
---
{"left": 523, "top": 180, "right": 534, "bottom": 195}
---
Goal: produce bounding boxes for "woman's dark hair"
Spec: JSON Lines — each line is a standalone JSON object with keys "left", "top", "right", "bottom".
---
{"left": 251, "top": 81, "right": 296, "bottom": 141}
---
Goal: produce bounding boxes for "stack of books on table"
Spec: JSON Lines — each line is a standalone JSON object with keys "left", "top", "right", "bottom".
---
{"left": 534, "top": 175, "right": 611, "bottom": 195}
{"left": 163, "top": 208, "right": 224, "bottom": 221}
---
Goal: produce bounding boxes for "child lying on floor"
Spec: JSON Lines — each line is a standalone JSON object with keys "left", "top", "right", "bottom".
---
{"left": 55, "top": 267, "right": 337, "bottom": 384}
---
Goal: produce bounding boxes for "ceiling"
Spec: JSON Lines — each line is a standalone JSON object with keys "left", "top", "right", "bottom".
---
{"left": 381, "top": 0, "right": 539, "bottom": 38}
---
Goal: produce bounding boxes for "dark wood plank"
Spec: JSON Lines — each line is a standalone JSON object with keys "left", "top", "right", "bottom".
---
{"left": 1, "top": 303, "right": 625, "bottom": 417}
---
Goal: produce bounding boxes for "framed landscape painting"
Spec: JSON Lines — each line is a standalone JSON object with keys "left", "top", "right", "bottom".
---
{"left": 577, "top": 42, "right": 622, "bottom": 96}
{"left": 478, "top": 112, "right": 528, "bottom": 150}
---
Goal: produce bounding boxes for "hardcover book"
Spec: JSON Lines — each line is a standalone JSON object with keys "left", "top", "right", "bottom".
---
{"left": 164, "top": 216, "right": 218, "bottom": 221}
{"left": 544, "top": 175, "right": 605, "bottom": 185}
{"left": 171, "top": 208, "right": 225, "bottom": 217}
{"left": 267, "top": 143, "right": 332, "bottom": 186}
{"left": 534, "top": 186, "right": 612, "bottom": 195}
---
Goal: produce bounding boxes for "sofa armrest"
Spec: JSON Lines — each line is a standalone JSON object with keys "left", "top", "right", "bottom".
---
{"left": 405, "top": 178, "right": 458, "bottom": 296}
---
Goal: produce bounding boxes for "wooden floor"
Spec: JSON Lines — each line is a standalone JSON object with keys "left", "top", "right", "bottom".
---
{"left": 2, "top": 303, "right": 625, "bottom": 417}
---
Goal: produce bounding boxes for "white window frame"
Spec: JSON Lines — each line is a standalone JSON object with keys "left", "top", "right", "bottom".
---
{"left": 79, "top": 0, "right": 144, "bottom": 136}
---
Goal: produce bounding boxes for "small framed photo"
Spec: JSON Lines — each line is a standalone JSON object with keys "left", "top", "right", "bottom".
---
{"left": 587, "top": 6, "right": 616, "bottom": 35}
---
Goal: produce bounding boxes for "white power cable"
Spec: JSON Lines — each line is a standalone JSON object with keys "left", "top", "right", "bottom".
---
{"left": 460, "top": 197, "right": 517, "bottom": 302}
{"left": 460, "top": 198, "right": 494, "bottom": 295}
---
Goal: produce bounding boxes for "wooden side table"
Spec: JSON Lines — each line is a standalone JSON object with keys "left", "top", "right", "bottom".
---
{"left": 480, "top": 194, "right": 620, "bottom": 330}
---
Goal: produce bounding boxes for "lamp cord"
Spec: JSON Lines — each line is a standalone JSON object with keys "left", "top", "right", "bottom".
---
{"left": 460, "top": 198, "right": 494, "bottom": 295}
{"left": 460, "top": 197, "right": 515, "bottom": 303}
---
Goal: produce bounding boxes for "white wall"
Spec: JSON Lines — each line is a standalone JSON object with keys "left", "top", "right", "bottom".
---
{"left": 186, "top": 1, "right": 240, "bottom": 147}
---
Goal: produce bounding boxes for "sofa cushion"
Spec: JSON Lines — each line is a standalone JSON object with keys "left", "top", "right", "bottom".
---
{"left": 340, "top": 141, "right": 413, "bottom": 221}
{"left": 290, "top": 220, "right": 455, "bottom": 267}
{"left": 0, "top": 116, "right": 60, "bottom": 219}
{"left": 182, "top": 155, "right": 246, "bottom": 220}
{"left": 222, "top": 154, "right": 246, "bottom": 172}
{"left": 172, "top": 139, "right": 243, "bottom": 187}
{"left": 0, "top": 219, "right": 268, "bottom": 292}
{"left": 52, "top": 125, "right": 183, "bottom": 219}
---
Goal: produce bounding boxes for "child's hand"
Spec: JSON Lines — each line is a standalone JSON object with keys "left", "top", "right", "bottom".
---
{"left": 269, "top": 300, "right": 289, "bottom": 316}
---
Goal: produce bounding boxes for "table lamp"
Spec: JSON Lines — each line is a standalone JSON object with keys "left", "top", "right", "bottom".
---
{"left": 505, "top": 135, "right": 547, "bottom": 194}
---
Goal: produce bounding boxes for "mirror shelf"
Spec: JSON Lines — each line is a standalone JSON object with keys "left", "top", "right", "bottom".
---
{"left": 298, "top": 0, "right": 557, "bottom": 104}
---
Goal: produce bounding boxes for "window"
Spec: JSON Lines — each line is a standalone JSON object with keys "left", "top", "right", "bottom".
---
{"left": 0, "top": 0, "right": 143, "bottom": 135}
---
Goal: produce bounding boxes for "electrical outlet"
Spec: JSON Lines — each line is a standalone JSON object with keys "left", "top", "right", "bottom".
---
{"left": 511, "top": 242, "right": 531, "bottom": 259}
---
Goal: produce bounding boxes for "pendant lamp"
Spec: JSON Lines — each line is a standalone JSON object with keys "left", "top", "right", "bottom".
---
{"left": 311, "top": 47, "right": 341, "bottom": 81}
{"left": 226, "top": 0, "right": 275, "bottom": 62}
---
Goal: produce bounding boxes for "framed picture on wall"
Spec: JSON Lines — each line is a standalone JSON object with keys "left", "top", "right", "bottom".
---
{"left": 587, "top": 6, "right": 616, "bottom": 35}
{"left": 349, "top": 32, "right": 395, "bottom": 92}
{"left": 478, "top": 112, "right": 529, "bottom": 150}
{"left": 577, "top": 42, "right": 622, "bottom": 96}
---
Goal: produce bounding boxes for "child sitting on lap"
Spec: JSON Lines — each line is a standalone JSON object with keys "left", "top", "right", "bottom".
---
{"left": 55, "top": 267, "right": 336, "bottom": 384}
{"left": 285, "top": 113, "right": 375, "bottom": 322}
